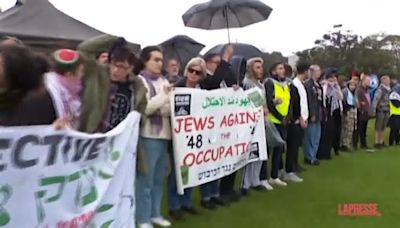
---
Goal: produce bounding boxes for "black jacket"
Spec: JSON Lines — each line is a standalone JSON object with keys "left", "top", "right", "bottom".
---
{"left": 289, "top": 83, "right": 301, "bottom": 123}
{"left": 304, "top": 79, "right": 323, "bottom": 122}
{"left": 202, "top": 60, "right": 235, "bottom": 90}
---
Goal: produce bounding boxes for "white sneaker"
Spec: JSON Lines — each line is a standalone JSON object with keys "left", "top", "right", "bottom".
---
{"left": 284, "top": 172, "right": 304, "bottom": 183}
{"left": 278, "top": 169, "right": 286, "bottom": 179}
{"left": 268, "top": 178, "right": 287, "bottom": 186}
{"left": 260, "top": 180, "right": 274, "bottom": 190}
{"left": 138, "top": 223, "right": 154, "bottom": 228}
{"left": 151, "top": 217, "right": 171, "bottom": 227}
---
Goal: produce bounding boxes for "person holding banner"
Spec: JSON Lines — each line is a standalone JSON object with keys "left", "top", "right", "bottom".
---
{"left": 240, "top": 57, "right": 273, "bottom": 195}
{"left": 45, "top": 49, "right": 85, "bottom": 129}
{"left": 135, "top": 46, "right": 172, "bottom": 228}
{"left": 168, "top": 57, "right": 207, "bottom": 220}
{"left": 199, "top": 45, "right": 236, "bottom": 209}
{"left": 0, "top": 45, "right": 57, "bottom": 126}
{"left": 77, "top": 35, "right": 147, "bottom": 133}
{"left": 264, "top": 62, "right": 290, "bottom": 187}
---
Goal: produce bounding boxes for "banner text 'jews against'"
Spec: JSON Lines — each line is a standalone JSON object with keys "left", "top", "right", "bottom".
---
{"left": 170, "top": 88, "right": 268, "bottom": 194}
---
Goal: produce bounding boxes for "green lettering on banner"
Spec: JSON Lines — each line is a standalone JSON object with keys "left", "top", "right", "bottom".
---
{"left": 202, "top": 96, "right": 251, "bottom": 109}
{"left": 247, "top": 91, "right": 264, "bottom": 108}
{"left": 0, "top": 185, "right": 12, "bottom": 226}
{"left": 35, "top": 168, "right": 98, "bottom": 224}
{"left": 181, "top": 165, "right": 189, "bottom": 185}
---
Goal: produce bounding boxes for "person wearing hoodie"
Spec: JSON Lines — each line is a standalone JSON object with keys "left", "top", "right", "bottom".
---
{"left": 340, "top": 79, "right": 358, "bottom": 151}
{"left": 264, "top": 62, "right": 290, "bottom": 187}
{"left": 371, "top": 75, "right": 391, "bottom": 148}
{"left": 240, "top": 57, "right": 274, "bottom": 195}
{"left": 388, "top": 82, "right": 400, "bottom": 145}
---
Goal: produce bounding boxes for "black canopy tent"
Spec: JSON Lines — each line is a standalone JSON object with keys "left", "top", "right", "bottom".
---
{"left": 0, "top": 0, "right": 140, "bottom": 53}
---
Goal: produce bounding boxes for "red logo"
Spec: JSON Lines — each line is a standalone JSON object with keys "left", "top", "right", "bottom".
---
{"left": 337, "top": 203, "right": 381, "bottom": 217}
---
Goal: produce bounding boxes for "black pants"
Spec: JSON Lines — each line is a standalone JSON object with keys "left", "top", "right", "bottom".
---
{"left": 357, "top": 118, "right": 369, "bottom": 148}
{"left": 332, "top": 111, "right": 342, "bottom": 152}
{"left": 389, "top": 115, "right": 400, "bottom": 145}
{"left": 318, "top": 110, "right": 341, "bottom": 157}
{"left": 286, "top": 123, "right": 303, "bottom": 173}
{"left": 219, "top": 172, "right": 237, "bottom": 196}
{"left": 271, "top": 124, "right": 286, "bottom": 179}
{"left": 260, "top": 161, "right": 268, "bottom": 181}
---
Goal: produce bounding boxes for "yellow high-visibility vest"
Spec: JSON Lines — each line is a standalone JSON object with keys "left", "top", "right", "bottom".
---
{"left": 390, "top": 101, "right": 400, "bottom": 116}
{"left": 268, "top": 80, "right": 290, "bottom": 124}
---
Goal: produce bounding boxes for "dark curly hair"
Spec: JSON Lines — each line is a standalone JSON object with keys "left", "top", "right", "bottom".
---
{"left": 0, "top": 45, "right": 43, "bottom": 94}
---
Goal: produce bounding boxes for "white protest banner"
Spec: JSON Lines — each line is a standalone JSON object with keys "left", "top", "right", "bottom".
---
{"left": 0, "top": 112, "right": 140, "bottom": 228}
{"left": 171, "top": 88, "right": 267, "bottom": 194}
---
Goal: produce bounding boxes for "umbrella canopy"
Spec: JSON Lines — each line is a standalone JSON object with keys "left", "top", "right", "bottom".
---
{"left": 182, "top": 0, "right": 272, "bottom": 41}
{"left": 205, "top": 43, "right": 263, "bottom": 60}
{"left": 159, "top": 35, "right": 205, "bottom": 67}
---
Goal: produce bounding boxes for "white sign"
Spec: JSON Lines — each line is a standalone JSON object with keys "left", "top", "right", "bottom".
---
{"left": 170, "top": 88, "right": 267, "bottom": 194}
{"left": 0, "top": 112, "right": 140, "bottom": 228}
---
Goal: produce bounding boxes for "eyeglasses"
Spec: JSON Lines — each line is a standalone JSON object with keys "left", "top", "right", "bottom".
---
{"left": 188, "top": 68, "right": 202, "bottom": 76}
{"left": 110, "top": 62, "right": 131, "bottom": 70}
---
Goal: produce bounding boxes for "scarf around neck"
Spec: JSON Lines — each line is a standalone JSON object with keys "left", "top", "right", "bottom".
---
{"left": 140, "top": 70, "right": 163, "bottom": 134}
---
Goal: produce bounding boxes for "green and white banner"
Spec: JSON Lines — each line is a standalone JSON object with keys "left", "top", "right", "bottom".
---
{"left": 0, "top": 112, "right": 140, "bottom": 228}
{"left": 171, "top": 88, "right": 268, "bottom": 194}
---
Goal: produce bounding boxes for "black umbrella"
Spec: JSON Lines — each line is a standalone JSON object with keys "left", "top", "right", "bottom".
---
{"left": 159, "top": 35, "right": 205, "bottom": 67}
{"left": 205, "top": 43, "right": 263, "bottom": 60}
{"left": 182, "top": 0, "right": 273, "bottom": 42}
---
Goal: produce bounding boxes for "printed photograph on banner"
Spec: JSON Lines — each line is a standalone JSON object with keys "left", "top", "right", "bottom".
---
{"left": 170, "top": 88, "right": 267, "bottom": 194}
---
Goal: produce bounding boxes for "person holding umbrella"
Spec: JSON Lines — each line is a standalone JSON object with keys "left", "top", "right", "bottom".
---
{"left": 199, "top": 44, "right": 237, "bottom": 209}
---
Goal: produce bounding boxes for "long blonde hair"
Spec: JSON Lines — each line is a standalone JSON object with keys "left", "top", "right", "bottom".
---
{"left": 184, "top": 57, "right": 207, "bottom": 80}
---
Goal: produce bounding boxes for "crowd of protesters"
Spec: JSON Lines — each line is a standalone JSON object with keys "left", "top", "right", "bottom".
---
{"left": 1, "top": 34, "right": 399, "bottom": 228}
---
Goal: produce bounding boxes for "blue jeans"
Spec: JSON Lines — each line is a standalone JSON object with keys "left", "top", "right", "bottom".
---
{"left": 168, "top": 156, "right": 193, "bottom": 210}
{"left": 303, "top": 122, "right": 321, "bottom": 162}
{"left": 135, "top": 137, "right": 169, "bottom": 224}
{"left": 200, "top": 181, "right": 219, "bottom": 201}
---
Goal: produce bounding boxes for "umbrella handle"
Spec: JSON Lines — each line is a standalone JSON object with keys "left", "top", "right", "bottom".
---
{"left": 223, "top": 6, "right": 231, "bottom": 43}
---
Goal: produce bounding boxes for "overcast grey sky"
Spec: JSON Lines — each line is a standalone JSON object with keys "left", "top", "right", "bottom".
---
{"left": 1, "top": 0, "right": 399, "bottom": 55}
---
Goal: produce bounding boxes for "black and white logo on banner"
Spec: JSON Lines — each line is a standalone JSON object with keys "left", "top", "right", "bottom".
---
{"left": 174, "top": 94, "right": 191, "bottom": 116}
{"left": 249, "top": 142, "right": 260, "bottom": 160}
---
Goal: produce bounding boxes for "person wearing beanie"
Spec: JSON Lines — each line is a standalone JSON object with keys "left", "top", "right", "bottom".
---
{"left": 317, "top": 68, "right": 343, "bottom": 159}
{"left": 45, "top": 49, "right": 85, "bottom": 129}
{"left": 240, "top": 57, "right": 274, "bottom": 195}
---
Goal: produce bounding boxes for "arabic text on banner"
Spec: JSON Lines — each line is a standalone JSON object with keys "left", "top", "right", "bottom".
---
{"left": 0, "top": 112, "right": 140, "bottom": 228}
{"left": 170, "top": 88, "right": 267, "bottom": 194}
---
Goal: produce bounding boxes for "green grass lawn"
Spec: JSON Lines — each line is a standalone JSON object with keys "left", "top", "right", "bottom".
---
{"left": 164, "top": 123, "right": 400, "bottom": 228}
